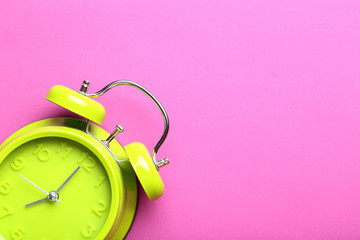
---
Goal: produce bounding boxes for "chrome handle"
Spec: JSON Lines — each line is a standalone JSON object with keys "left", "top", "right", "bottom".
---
{"left": 79, "top": 80, "right": 169, "bottom": 170}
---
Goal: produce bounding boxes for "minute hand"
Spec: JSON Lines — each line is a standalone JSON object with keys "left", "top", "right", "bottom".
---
{"left": 56, "top": 166, "right": 81, "bottom": 193}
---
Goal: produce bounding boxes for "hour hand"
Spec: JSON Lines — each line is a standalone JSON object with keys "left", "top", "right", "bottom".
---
{"left": 25, "top": 197, "right": 48, "bottom": 208}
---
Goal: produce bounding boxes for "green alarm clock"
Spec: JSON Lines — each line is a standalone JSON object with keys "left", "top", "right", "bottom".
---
{"left": 0, "top": 80, "right": 169, "bottom": 240}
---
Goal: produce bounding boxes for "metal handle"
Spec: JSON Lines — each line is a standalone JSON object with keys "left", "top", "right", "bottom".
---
{"left": 79, "top": 80, "right": 169, "bottom": 169}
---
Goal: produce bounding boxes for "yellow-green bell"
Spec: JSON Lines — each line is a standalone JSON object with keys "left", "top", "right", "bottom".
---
{"left": 46, "top": 85, "right": 106, "bottom": 125}
{"left": 125, "top": 142, "right": 165, "bottom": 201}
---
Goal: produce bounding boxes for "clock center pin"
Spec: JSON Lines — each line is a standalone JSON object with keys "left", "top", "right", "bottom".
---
{"left": 48, "top": 191, "right": 59, "bottom": 202}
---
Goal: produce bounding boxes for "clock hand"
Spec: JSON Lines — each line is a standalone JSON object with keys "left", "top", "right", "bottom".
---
{"left": 20, "top": 174, "right": 60, "bottom": 204}
{"left": 25, "top": 197, "right": 48, "bottom": 207}
{"left": 56, "top": 166, "right": 81, "bottom": 193}
{"left": 19, "top": 174, "right": 49, "bottom": 195}
{"left": 24, "top": 166, "right": 80, "bottom": 207}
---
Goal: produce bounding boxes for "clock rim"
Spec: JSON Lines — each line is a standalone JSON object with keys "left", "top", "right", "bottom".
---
{"left": 0, "top": 126, "right": 123, "bottom": 240}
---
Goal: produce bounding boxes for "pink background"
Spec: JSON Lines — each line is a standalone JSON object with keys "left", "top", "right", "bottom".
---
{"left": 1, "top": 1, "right": 360, "bottom": 239}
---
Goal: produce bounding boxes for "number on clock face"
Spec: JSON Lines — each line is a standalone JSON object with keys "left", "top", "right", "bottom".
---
{"left": 0, "top": 137, "right": 112, "bottom": 240}
{"left": 11, "top": 158, "right": 25, "bottom": 171}
{"left": 0, "top": 180, "right": 12, "bottom": 195}
{"left": 0, "top": 205, "right": 14, "bottom": 220}
{"left": 11, "top": 227, "right": 25, "bottom": 240}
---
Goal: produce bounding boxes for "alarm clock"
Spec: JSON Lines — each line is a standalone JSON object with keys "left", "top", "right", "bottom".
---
{"left": 0, "top": 80, "right": 169, "bottom": 240}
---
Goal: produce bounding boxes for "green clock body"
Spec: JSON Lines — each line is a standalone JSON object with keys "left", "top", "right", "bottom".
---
{"left": 0, "top": 118, "right": 138, "bottom": 240}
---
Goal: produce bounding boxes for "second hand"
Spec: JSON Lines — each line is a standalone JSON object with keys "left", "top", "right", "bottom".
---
{"left": 20, "top": 174, "right": 61, "bottom": 205}
{"left": 22, "top": 166, "right": 81, "bottom": 207}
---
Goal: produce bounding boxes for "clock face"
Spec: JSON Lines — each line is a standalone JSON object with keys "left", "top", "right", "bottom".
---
{"left": 0, "top": 137, "right": 114, "bottom": 240}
